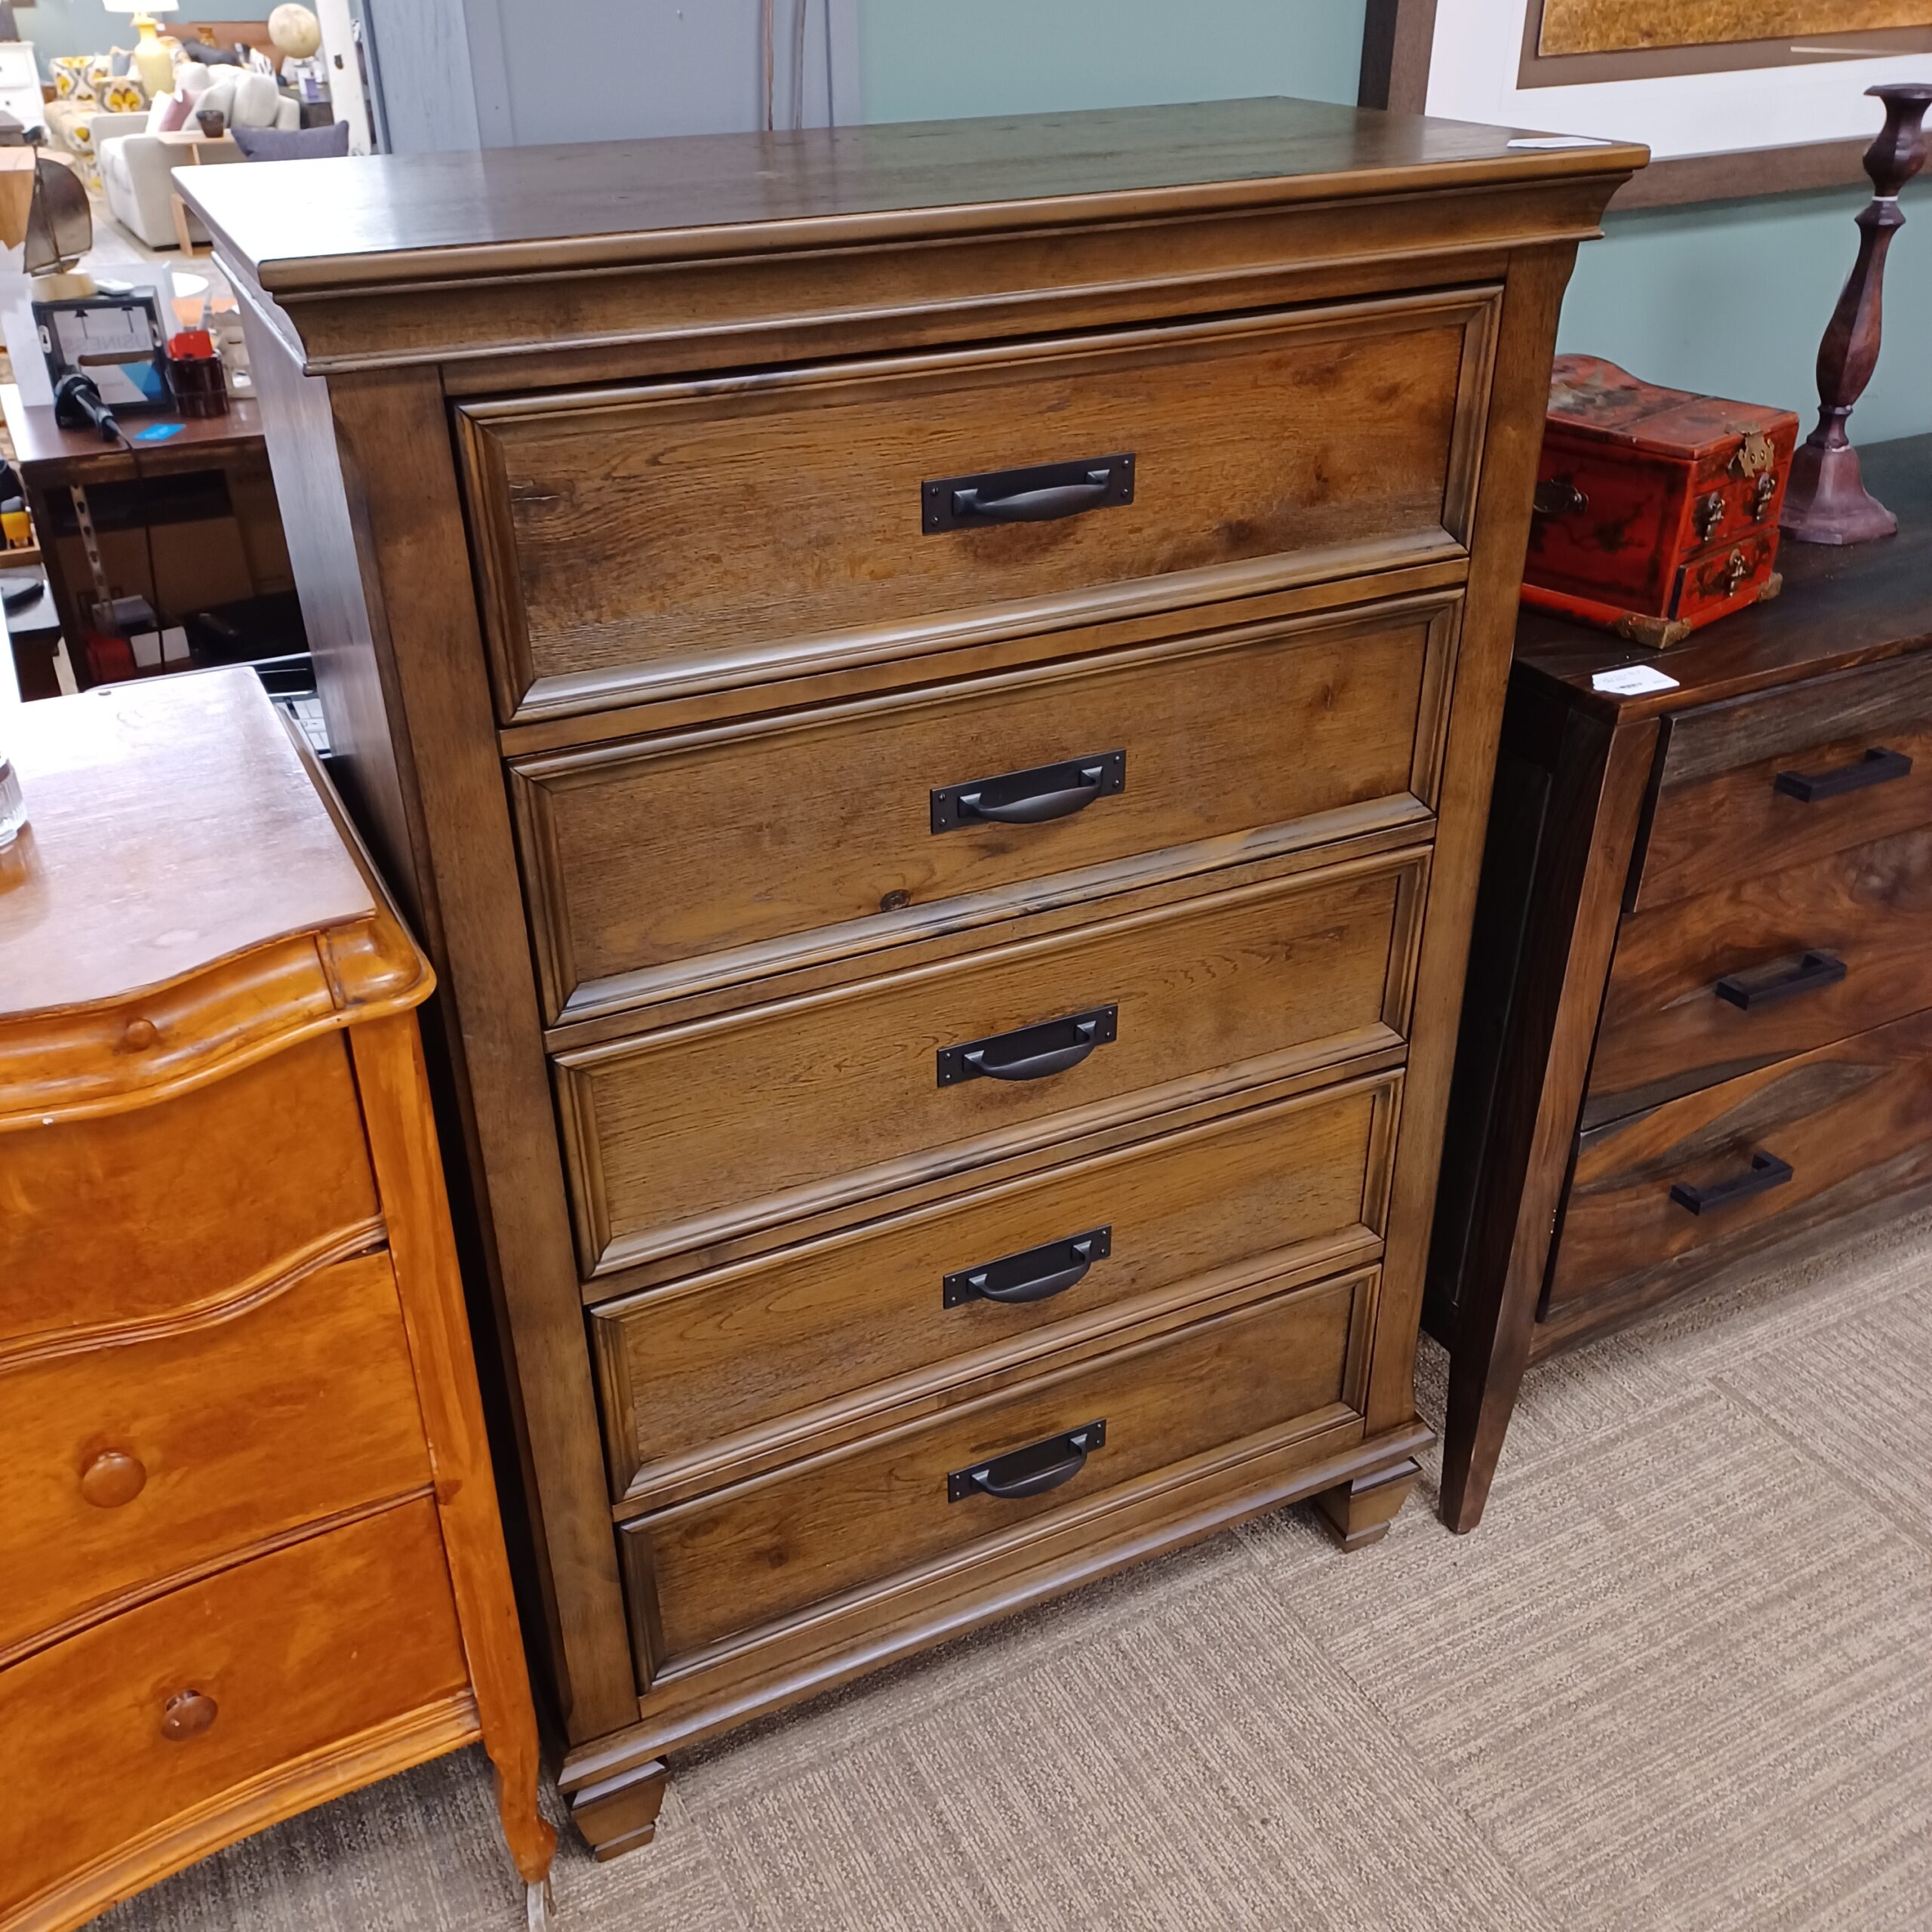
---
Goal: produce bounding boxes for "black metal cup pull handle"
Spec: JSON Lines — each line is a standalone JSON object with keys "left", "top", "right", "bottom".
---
{"left": 943, "top": 1226, "right": 1112, "bottom": 1308}
{"left": 1774, "top": 746, "right": 1913, "bottom": 802}
{"left": 931, "top": 751, "right": 1126, "bottom": 833}
{"left": 958, "top": 476, "right": 1110, "bottom": 522}
{"left": 923, "top": 453, "right": 1134, "bottom": 533}
{"left": 1669, "top": 1149, "right": 1795, "bottom": 1216}
{"left": 1715, "top": 950, "right": 1847, "bottom": 1010}
{"left": 937, "top": 1004, "right": 1117, "bottom": 1086}
{"left": 948, "top": 1420, "right": 1106, "bottom": 1503}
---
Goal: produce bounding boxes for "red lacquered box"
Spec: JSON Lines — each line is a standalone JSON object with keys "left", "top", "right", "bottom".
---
{"left": 1521, "top": 355, "right": 1800, "bottom": 648}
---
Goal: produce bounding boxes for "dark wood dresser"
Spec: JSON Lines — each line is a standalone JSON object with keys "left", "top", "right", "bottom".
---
{"left": 1432, "top": 432, "right": 1932, "bottom": 1533}
{"left": 0, "top": 670, "right": 551, "bottom": 1931}
{"left": 182, "top": 102, "right": 1642, "bottom": 1854}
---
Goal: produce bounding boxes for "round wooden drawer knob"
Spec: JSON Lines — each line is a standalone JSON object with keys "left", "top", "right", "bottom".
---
{"left": 161, "top": 1690, "right": 218, "bottom": 1742}
{"left": 122, "top": 1017, "right": 157, "bottom": 1051}
{"left": 79, "top": 1448, "right": 147, "bottom": 1509}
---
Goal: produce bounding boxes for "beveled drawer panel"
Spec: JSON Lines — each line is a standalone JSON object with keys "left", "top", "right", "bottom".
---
{"left": 620, "top": 1266, "right": 1373, "bottom": 1666}
{"left": 592, "top": 1069, "right": 1399, "bottom": 1503}
{"left": 459, "top": 289, "right": 1498, "bottom": 720}
{"left": 556, "top": 847, "right": 1426, "bottom": 1276}
{"left": 514, "top": 596, "right": 1457, "bottom": 1022}
{"left": 0, "top": 1250, "right": 430, "bottom": 1659}
{"left": 0, "top": 1032, "right": 380, "bottom": 1354}
{"left": 0, "top": 1498, "right": 469, "bottom": 1930}
{"left": 1635, "top": 651, "right": 1932, "bottom": 912}
{"left": 1586, "top": 823, "right": 1932, "bottom": 1127}
{"left": 1547, "top": 1005, "right": 1932, "bottom": 1327}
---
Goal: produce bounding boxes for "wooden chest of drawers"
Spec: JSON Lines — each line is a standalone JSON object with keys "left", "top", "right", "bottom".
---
{"left": 0, "top": 672, "right": 553, "bottom": 1930}
{"left": 1430, "top": 434, "right": 1932, "bottom": 1532}
{"left": 183, "top": 100, "right": 1642, "bottom": 1854}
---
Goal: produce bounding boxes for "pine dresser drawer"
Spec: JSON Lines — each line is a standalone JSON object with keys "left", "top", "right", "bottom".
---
{"left": 1633, "top": 651, "right": 1932, "bottom": 912}
{"left": 619, "top": 1266, "right": 1374, "bottom": 1669}
{"left": 458, "top": 290, "right": 1499, "bottom": 721}
{"left": 592, "top": 1068, "right": 1399, "bottom": 1504}
{"left": 0, "top": 1500, "right": 470, "bottom": 1930}
{"left": 556, "top": 846, "right": 1426, "bottom": 1276}
{"left": 1545, "top": 1005, "right": 1932, "bottom": 1331}
{"left": 0, "top": 1251, "right": 431, "bottom": 1660}
{"left": 0, "top": 1032, "right": 380, "bottom": 1353}
{"left": 512, "top": 595, "right": 1458, "bottom": 1021}
{"left": 1586, "top": 821, "right": 1932, "bottom": 1125}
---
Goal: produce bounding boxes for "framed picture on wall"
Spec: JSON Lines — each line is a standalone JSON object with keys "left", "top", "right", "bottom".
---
{"left": 1361, "top": 0, "right": 1932, "bottom": 205}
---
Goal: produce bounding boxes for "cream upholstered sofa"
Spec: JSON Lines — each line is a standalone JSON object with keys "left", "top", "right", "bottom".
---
{"left": 98, "top": 69, "right": 297, "bottom": 248}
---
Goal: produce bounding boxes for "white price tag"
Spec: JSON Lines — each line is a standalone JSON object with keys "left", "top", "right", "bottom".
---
{"left": 1592, "top": 664, "right": 1680, "bottom": 697}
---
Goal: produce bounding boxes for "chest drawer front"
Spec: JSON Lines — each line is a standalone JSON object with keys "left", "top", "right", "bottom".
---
{"left": 0, "top": 1251, "right": 432, "bottom": 1658}
{"left": 593, "top": 1069, "right": 1397, "bottom": 1503}
{"left": 1635, "top": 653, "right": 1932, "bottom": 912}
{"left": 621, "top": 1266, "right": 1371, "bottom": 1666}
{"left": 1548, "top": 1006, "right": 1932, "bottom": 1324}
{"left": 460, "top": 289, "right": 1497, "bottom": 721}
{"left": 0, "top": 1498, "right": 468, "bottom": 1927}
{"left": 1588, "top": 823, "right": 1932, "bottom": 1126}
{"left": 515, "top": 596, "right": 1457, "bottom": 1022}
{"left": 557, "top": 848, "right": 1424, "bottom": 1277}
{"left": 0, "top": 1032, "right": 380, "bottom": 1352}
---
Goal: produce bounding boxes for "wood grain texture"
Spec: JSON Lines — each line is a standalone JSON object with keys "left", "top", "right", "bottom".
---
{"left": 558, "top": 848, "right": 1425, "bottom": 1276}
{"left": 1544, "top": 1004, "right": 1932, "bottom": 1329}
{"left": 593, "top": 1071, "right": 1396, "bottom": 1506}
{"left": 0, "top": 1501, "right": 470, "bottom": 1932}
{"left": 1361, "top": 241, "right": 1584, "bottom": 1442}
{"left": 316, "top": 369, "right": 642, "bottom": 1743}
{"left": 177, "top": 98, "right": 1644, "bottom": 294}
{"left": 460, "top": 295, "right": 1493, "bottom": 720}
{"left": 1429, "top": 695, "right": 1660, "bottom": 1531}
{"left": 0, "top": 1033, "right": 378, "bottom": 1355}
{"left": 348, "top": 1014, "right": 556, "bottom": 1889}
{"left": 1636, "top": 650, "right": 1932, "bottom": 909}
{"left": 1589, "top": 821, "right": 1932, "bottom": 1124}
{"left": 0, "top": 1251, "right": 428, "bottom": 1663}
{"left": 512, "top": 596, "right": 1457, "bottom": 1021}
{"left": 203, "top": 100, "right": 1630, "bottom": 1835}
{"left": 623, "top": 1269, "right": 1370, "bottom": 1666}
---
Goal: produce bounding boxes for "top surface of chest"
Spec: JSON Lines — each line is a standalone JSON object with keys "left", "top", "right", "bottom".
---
{"left": 177, "top": 97, "right": 1646, "bottom": 292}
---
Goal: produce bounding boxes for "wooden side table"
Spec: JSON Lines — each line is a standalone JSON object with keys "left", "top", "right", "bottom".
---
{"left": 1429, "top": 432, "right": 1932, "bottom": 1531}
{"left": 0, "top": 668, "right": 557, "bottom": 1929}
{"left": 159, "top": 129, "right": 242, "bottom": 255}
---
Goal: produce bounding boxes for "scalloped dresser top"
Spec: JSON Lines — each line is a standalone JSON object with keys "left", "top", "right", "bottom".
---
{"left": 0, "top": 668, "right": 429, "bottom": 1122}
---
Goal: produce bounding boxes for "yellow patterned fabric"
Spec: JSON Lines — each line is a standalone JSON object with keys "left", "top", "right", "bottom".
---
{"left": 95, "top": 72, "right": 146, "bottom": 112}
{"left": 50, "top": 55, "right": 96, "bottom": 100}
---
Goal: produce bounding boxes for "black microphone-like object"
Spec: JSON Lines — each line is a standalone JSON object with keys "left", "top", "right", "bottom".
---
{"left": 54, "top": 371, "right": 121, "bottom": 445}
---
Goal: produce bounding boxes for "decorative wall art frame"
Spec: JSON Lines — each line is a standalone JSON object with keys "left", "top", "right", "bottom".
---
{"left": 1362, "top": 0, "right": 1932, "bottom": 205}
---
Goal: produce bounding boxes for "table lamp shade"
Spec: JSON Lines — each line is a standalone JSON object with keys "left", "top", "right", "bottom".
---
{"left": 103, "top": 0, "right": 181, "bottom": 11}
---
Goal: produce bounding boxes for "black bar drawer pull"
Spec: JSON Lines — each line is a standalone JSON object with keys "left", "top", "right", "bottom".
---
{"left": 923, "top": 453, "right": 1134, "bottom": 532}
{"left": 1774, "top": 746, "right": 1912, "bottom": 802}
{"left": 937, "top": 1004, "right": 1116, "bottom": 1086}
{"left": 943, "top": 1226, "right": 1111, "bottom": 1309}
{"left": 949, "top": 1420, "right": 1106, "bottom": 1503}
{"left": 931, "top": 750, "right": 1126, "bottom": 833}
{"left": 1715, "top": 949, "right": 1847, "bottom": 1010}
{"left": 1669, "top": 1150, "right": 1794, "bottom": 1216}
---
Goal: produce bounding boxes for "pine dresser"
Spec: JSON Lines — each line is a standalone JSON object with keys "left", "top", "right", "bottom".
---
{"left": 0, "top": 670, "right": 554, "bottom": 1930}
{"left": 181, "top": 101, "right": 1646, "bottom": 1854}
{"left": 1430, "top": 434, "right": 1932, "bottom": 1532}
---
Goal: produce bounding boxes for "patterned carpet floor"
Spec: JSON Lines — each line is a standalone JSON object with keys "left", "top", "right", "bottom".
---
{"left": 102, "top": 1207, "right": 1932, "bottom": 1931}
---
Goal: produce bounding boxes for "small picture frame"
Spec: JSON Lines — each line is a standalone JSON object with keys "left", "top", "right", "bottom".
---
{"left": 32, "top": 289, "right": 172, "bottom": 411}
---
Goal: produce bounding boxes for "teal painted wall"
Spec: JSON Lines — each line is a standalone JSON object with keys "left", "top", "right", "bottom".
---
{"left": 859, "top": 2, "right": 1932, "bottom": 443}
{"left": 860, "top": 0, "right": 1367, "bottom": 122}
{"left": 25, "top": 3, "right": 264, "bottom": 69}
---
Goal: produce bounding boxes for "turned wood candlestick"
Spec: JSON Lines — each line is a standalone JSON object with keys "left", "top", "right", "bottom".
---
{"left": 1783, "top": 83, "right": 1932, "bottom": 545}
